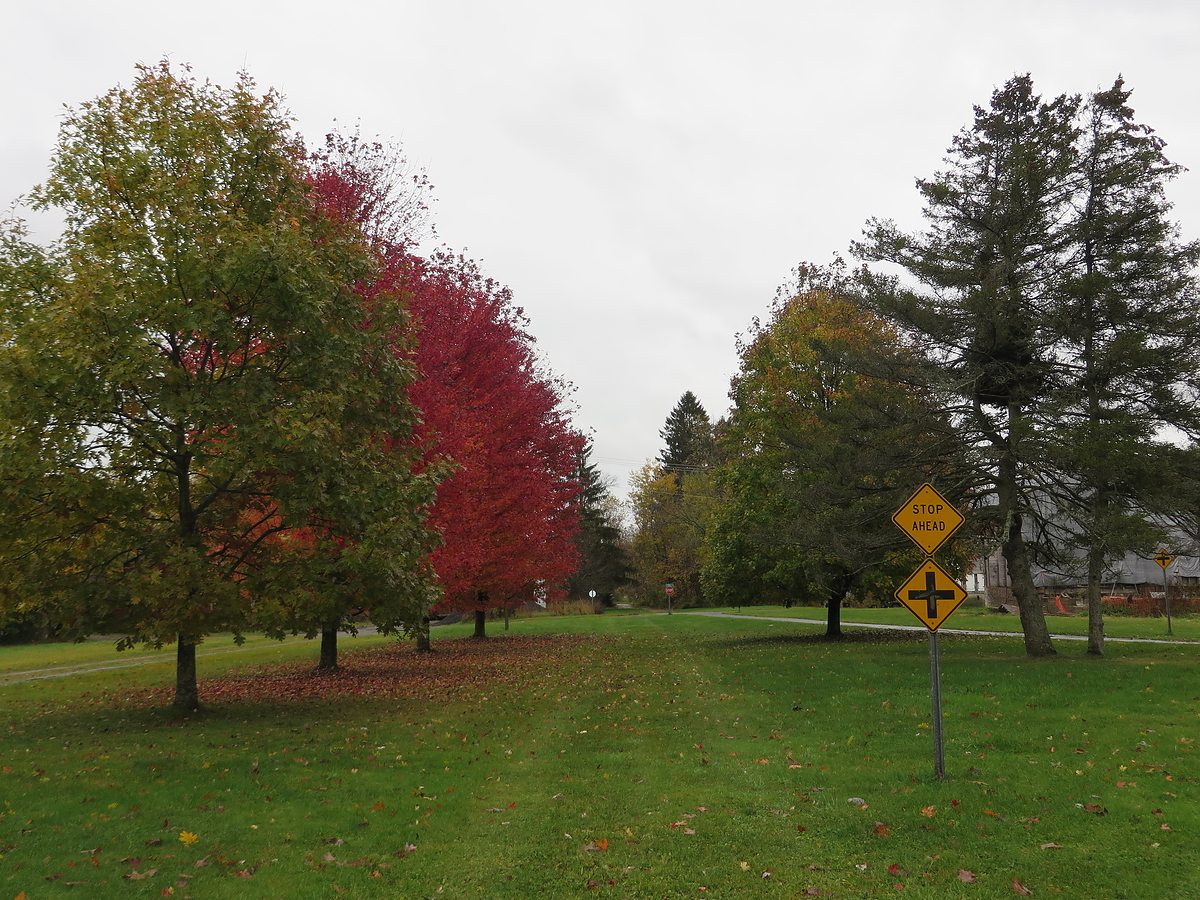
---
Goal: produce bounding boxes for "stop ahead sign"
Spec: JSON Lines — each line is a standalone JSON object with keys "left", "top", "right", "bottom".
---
{"left": 891, "top": 483, "right": 964, "bottom": 555}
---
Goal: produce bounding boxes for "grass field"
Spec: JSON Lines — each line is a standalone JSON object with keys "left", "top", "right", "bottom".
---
{"left": 2, "top": 612, "right": 1198, "bottom": 899}
{"left": 700, "top": 605, "right": 1200, "bottom": 643}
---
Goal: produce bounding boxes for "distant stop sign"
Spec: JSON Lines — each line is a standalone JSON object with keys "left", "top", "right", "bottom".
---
{"left": 665, "top": 583, "right": 675, "bottom": 595}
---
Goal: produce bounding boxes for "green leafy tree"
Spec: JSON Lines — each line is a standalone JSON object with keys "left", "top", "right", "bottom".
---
{"left": 704, "top": 266, "right": 964, "bottom": 636}
{"left": 629, "top": 462, "right": 720, "bottom": 608}
{"left": 0, "top": 62, "right": 437, "bottom": 709}
{"left": 630, "top": 393, "right": 723, "bottom": 607}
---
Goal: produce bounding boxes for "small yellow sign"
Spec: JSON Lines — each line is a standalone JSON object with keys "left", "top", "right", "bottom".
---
{"left": 891, "top": 483, "right": 965, "bottom": 555}
{"left": 1154, "top": 549, "right": 1174, "bottom": 570}
{"left": 895, "top": 559, "right": 968, "bottom": 632}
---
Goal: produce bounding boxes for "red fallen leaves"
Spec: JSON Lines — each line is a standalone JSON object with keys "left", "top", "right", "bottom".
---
{"left": 888, "top": 864, "right": 909, "bottom": 877}
{"left": 874, "top": 822, "right": 891, "bottom": 836}
{"left": 1012, "top": 878, "right": 1032, "bottom": 895}
{"left": 1082, "top": 802, "right": 1108, "bottom": 816}
{"left": 110, "top": 634, "right": 593, "bottom": 707}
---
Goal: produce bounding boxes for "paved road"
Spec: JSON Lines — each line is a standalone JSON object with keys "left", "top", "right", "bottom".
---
{"left": 681, "top": 610, "right": 1197, "bottom": 645}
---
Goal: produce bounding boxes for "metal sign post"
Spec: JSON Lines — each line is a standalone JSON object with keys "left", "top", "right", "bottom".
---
{"left": 893, "top": 483, "right": 965, "bottom": 781}
{"left": 1155, "top": 549, "right": 1174, "bottom": 636}
{"left": 665, "top": 582, "right": 675, "bottom": 615}
{"left": 929, "top": 632, "right": 945, "bottom": 780}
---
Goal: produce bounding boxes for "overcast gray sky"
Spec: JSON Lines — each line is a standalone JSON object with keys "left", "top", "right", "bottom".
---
{"left": 4, "top": 1, "right": 1199, "bottom": 495}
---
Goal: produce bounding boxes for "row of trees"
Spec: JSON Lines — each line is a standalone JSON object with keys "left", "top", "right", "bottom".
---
{"left": 630, "top": 75, "right": 1200, "bottom": 657}
{"left": 0, "top": 62, "right": 625, "bottom": 709}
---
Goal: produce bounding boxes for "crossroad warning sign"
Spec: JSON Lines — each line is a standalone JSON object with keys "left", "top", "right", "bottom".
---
{"left": 891, "top": 483, "right": 964, "bottom": 555}
{"left": 1154, "top": 549, "right": 1174, "bottom": 569}
{"left": 895, "top": 559, "right": 968, "bottom": 632}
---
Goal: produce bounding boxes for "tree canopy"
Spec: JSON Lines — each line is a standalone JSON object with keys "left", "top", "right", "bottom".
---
{"left": 854, "top": 74, "right": 1200, "bottom": 655}
{"left": 0, "top": 62, "right": 438, "bottom": 708}
{"left": 704, "top": 265, "right": 965, "bottom": 634}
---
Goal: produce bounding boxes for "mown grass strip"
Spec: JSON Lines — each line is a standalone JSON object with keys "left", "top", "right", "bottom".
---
{"left": 1, "top": 614, "right": 1197, "bottom": 899}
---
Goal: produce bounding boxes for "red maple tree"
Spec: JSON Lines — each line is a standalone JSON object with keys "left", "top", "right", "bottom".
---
{"left": 399, "top": 250, "right": 584, "bottom": 639}
{"left": 310, "top": 139, "right": 583, "bottom": 642}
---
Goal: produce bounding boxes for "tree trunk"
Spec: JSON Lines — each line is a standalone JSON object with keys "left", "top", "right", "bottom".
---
{"left": 997, "top": 429, "right": 1056, "bottom": 657}
{"left": 173, "top": 637, "right": 200, "bottom": 712}
{"left": 319, "top": 626, "right": 339, "bottom": 670}
{"left": 473, "top": 609, "right": 487, "bottom": 639}
{"left": 825, "top": 583, "right": 844, "bottom": 639}
{"left": 1086, "top": 546, "right": 1105, "bottom": 656}
{"left": 415, "top": 615, "right": 432, "bottom": 652}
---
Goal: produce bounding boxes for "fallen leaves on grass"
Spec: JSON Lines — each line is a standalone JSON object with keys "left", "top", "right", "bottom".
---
{"left": 1012, "top": 878, "right": 1032, "bottom": 895}
{"left": 178, "top": 831, "right": 198, "bottom": 846}
{"left": 920, "top": 806, "right": 936, "bottom": 818}
{"left": 113, "top": 635, "right": 594, "bottom": 706}
{"left": 874, "top": 822, "right": 891, "bottom": 836}
{"left": 958, "top": 869, "right": 976, "bottom": 883}
{"left": 1040, "top": 843, "right": 1063, "bottom": 850}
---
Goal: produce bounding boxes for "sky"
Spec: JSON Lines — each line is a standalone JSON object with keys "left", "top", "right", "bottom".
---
{"left": 3, "top": 1, "right": 1199, "bottom": 496}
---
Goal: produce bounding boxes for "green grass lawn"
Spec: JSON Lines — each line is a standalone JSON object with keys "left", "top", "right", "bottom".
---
{"left": 2, "top": 614, "right": 1198, "bottom": 899}
{"left": 702, "top": 604, "right": 1200, "bottom": 642}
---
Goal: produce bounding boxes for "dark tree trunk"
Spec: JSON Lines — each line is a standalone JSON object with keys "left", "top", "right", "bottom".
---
{"left": 997, "top": 425, "right": 1056, "bottom": 657}
{"left": 173, "top": 637, "right": 200, "bottom": 712}
{"left": 319, "top": 626, "right": 339, "bottom": 670}
{"left": 1086, "top": 546, "right": 1105, "bottom": 656}
{"left": 825, "top": 585, "right": 844, "bottom": 639}
{"left": 473, "top": 609, "right": 487, "bottom": 639}
{"left": 415, "top": 615, "right": 432, "bottom": 652}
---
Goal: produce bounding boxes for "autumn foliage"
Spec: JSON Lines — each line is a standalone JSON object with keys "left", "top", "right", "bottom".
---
{"left": 310, "top": 140, "right": 583, "bottom": 633}
{"left": 399, "top": 252, "right": 583, "bottom": 617}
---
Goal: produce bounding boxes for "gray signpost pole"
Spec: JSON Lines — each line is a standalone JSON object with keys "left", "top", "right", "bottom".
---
{"left": 1165, "top": 567, "right": 1173, "bottom": 637}
{"left": 929, "top": 632, "right": 945, "bottom": 780}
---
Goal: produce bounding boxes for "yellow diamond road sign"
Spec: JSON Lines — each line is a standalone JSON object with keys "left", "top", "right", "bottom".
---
{"left": 895, "top": 558, "right": 968, "bottom": 632}
{"left": 1154, "top": 548, "right": 1174, "bottom": 569}
{"left": 892, "top": 483, "right": 964, "bottom": 555}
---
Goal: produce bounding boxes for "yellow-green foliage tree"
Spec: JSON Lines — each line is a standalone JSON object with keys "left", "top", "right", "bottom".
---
{"left": 704, "top": 265, "right": 969, "bottom": 635}
{"left": 0, "top": 63, "right": 438, "bottom": 710}
{"left": 629, "top": 462, "right": 721, "bottom": 608}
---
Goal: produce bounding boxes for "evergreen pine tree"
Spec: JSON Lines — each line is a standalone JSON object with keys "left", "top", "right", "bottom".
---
{"left": 658, "top": 391, "right": 715, "bottom": 475}
{"left": 567, "top": 442, "right": 631, "bottom": 602}
{"left": 1047, "top": 78, "right": 1200, "bottom": 655}
{"left": 855, "top": 75, "right": 1081, "bottom": 657}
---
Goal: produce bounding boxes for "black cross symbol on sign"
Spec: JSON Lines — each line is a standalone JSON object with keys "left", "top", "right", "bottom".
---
{"left": 1155, "top": 551, "right": 1173, "bottom": 566}
{"left": 908, "top": 570, "right": 958, "bottom": 619}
